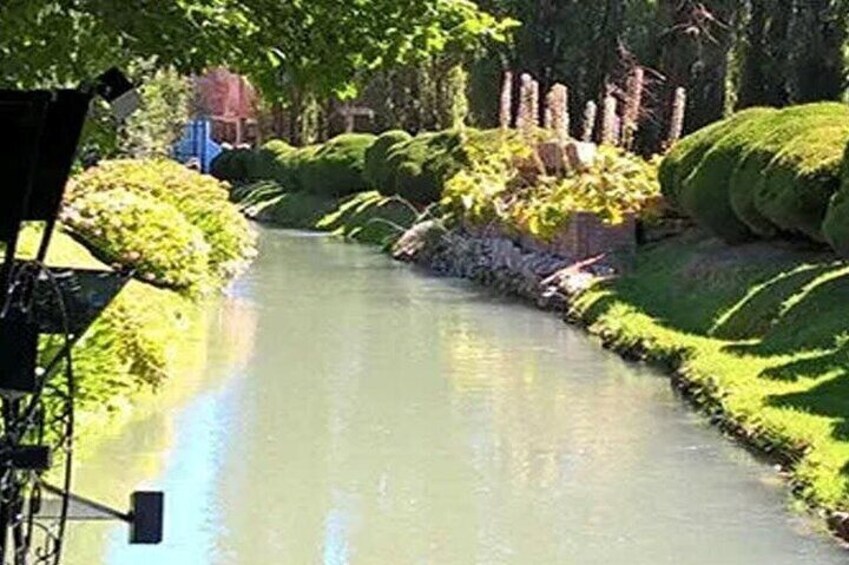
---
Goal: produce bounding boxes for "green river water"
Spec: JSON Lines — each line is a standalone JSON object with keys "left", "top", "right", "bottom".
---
{"left": 64, "top": 227, "right": 847, "bottom": 564}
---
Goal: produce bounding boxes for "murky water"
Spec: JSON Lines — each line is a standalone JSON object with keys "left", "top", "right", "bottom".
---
{"left": 64, "top": 228, "right": 846, "bottom": 564}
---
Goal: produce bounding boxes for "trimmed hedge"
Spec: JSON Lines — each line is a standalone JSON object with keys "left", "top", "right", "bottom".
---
{"left": 379, "top": 130, "right": 469, "bottom": 204}
{"left": 247, "top": 139, "right": 296, "bottom": 183}
{"left": 210, "top": 130, "right": 471, "bottom": 204}
{"left": 659, "top": 109, "right": 770, "bottom": 210}
{"left": 823, "top": 143, "right": 849, "bottom": 256}
{"left": 729, "top": 104, "right": 848, "bottom": 238}
{"left": 364, "top": 130, "right": 412, "bottom": 190}
{"left": 210, "top": 147, "right": 255, "bottom": 183}
{"left": 300, "top": 133, "right": 376, "bottom": 197}
{"left": 755, "top": 113, "right": 849, "bottom": 241}
{"left": 69, "top": 159, "right": 256, "bottom": 279}
{"left": 678, "top": 108, "right": 778, "bottom": 243}
{"left": 63, "top": 188, "right": 210, "bottom": 292}
{"left": 661, "top": 103, "right": 849, "bottom": 253}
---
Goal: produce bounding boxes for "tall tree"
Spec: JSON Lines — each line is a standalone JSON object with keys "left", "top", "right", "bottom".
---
{"left": 0, "top": 0, "right": 511, "bottom": 98}
{"left": 737, "top": 0, "right": 792, "bottom": 108}
{"left": 790, "top": 0, "right": 849, "bottom": 103}
{"left": 656, "top": 0, "right": 742, "bottom": 132}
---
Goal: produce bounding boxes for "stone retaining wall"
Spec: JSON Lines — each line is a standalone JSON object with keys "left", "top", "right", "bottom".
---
{"left": 465, "top": 213, "right": 636, "bottom": 262}
{"left": 392, "top": 219, "right": 620, "bottom": 311}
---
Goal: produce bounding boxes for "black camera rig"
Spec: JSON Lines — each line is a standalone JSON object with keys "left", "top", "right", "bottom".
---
{"left": 0, "top": 69, "right": 163, "bottom": 565}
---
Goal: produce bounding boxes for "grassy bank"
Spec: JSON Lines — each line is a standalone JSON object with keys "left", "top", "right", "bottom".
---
{"left": 235, "top": 185, "right": 419, "bottom": 246}
{"left": 571, "top": 230, "right": 849, "bottom": 515}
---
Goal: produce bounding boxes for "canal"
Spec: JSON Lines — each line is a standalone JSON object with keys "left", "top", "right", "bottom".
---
{"left": 65, "top": 227, "right": 846, "bottom": 564}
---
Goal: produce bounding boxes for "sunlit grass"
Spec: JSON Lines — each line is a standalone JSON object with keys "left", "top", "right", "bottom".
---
{"left": 572, "top": 231, "right": 849, "bottom": 511}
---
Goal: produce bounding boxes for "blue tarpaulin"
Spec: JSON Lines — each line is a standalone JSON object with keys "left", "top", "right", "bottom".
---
{"left": 172, "top": 119, "right": 222, "bottom": 173}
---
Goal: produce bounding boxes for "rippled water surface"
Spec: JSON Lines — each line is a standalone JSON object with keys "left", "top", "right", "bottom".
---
{"left": 64, "top": 228, "right": 846, "bottom": 564}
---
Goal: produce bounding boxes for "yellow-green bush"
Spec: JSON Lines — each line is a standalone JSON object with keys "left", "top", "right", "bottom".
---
{"left": 62, "top": 188, "right": 210, "bottom": 291}
{"left": 443, "top": 143, "right": 660, "bottom": 241}
{"left": 18, "top": 227, "right": 200, "bottom": 418}
{"left": 69, "top": 159, "right": 256, "bottom": 280}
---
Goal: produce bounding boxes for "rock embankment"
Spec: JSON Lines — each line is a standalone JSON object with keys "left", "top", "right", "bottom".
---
{"left": 392, "top": 221, "right": 618, "bottom": 310}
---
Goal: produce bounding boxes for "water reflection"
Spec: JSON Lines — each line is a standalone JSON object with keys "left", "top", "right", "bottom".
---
{"left": 65, "top": 230, "right": 845, "bottom": 564}
{"left": 63, "top": 293, "right": 258, "bottom": 565}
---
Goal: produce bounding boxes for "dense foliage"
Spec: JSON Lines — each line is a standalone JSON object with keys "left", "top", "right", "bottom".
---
{"left": 466, "top": 1, "right": 849, "bottom": 139}
{"left": 300, "top": 134, "right": 377, "bottom": 197}
{"left": 61, "top": 160, "right": 256, "bottom": 321}
{"left": 378, "top": 130, "right": 470, "bottom": 204}
{"left": 62, "top": 188, "right": 211, "bottom": 291}
{"left": 443, "top": 139, "right": 660, "bottom": 241}
{"left": 18, "top": 227, "right": 200, "bottom": 419}
{"left": 364, "top": 130, "right": 413, "bottom": 189}
{"left": 68, "top": 159, "right": 256, "bottom": 280}
{"left": 212, "top": 129, "right": 470, "bottom": 205}
{"left": 0, "top": 1, "right": 512, "bottom": 103}
{"left": 660, "top": 103, "right": 849, "bottom": 254}
{"left": 116, "top": 66, "right": 193, "bottom": 159}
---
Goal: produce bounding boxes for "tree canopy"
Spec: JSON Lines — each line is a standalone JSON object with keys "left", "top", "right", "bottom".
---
{"left": 0, "top": 0, "right": 515, "bottom": 99}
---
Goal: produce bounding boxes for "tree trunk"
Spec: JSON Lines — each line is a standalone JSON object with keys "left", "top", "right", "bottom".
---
{"left": 288, "top": 88, "right": 304, "bottom": 146}
{"left": 591, "top": 0, "right": 627, "bottom": 102}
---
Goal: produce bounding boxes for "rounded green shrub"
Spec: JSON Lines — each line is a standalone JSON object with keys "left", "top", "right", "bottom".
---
{"left": 262, "top": 139, "right": 296, "bottom": 155}
{"left": 210, "top": 148, "right": 255, "bottom": 183}
{"left": 730, "top": 103, "right": 849, "bottom": 238}
{"left": 300, "top": 134, "right": 377, "bottom": 197}
{"left": 678, "top": 108, "right": 778, "bottom": 243}
{"left": 69, "top": 159, "right": 256, "bottom": 280}
{"left": 248, "top": 139, "right": 298, "bottom": 188}
{"left": 209, "top": 150, "right": 233, "bottom": 180}
{"left": 380, "top": 130, "right": 469, "bottom": 204}
{"left": 823, "top": 144, "right": 849, "bottom": 256}
{"left": 660, "top": 108, "right": 771, "bottom": 211}
{"left": 754, "top": 108, "right": 849, "bottom": 241}
{"left": 364, "top": 130, "right": 412, "bottom": 190}
{"left": 287, "top": 145, "right": 321, "bottom": 191}
{"left": 62, "top": 188, "right": 210, "bottom": 291}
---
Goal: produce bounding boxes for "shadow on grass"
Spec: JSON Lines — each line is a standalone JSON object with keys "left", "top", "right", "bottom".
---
{"left": 710, "top": 264, "right": 836, "bottom": 340}
{"left": 759, "top": 345, "right": 849, "bottom": 382}
{"left": 766, "top": 364, "right": 849, "bottom": 445}
{"left": 725, "top": 270, "right": 849, "bottom": 358}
